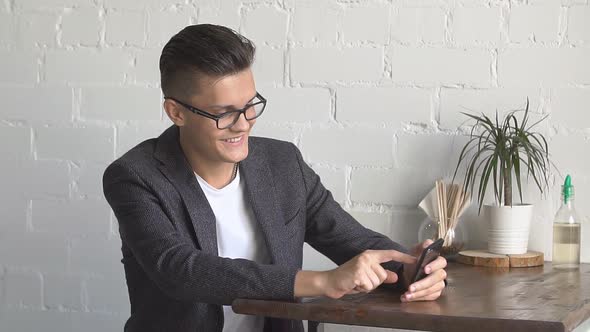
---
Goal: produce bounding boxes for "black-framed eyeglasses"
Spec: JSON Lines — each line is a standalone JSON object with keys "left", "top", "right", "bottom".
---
{"left": 164, "top": 92, "right": 267, "bottom": 130}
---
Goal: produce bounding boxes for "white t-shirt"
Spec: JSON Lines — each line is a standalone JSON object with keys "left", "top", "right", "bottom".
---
{"left": 195, "top": 167, "right": 270, "bottom": 332}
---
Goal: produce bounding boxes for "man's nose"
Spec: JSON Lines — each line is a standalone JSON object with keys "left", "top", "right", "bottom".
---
{"left": 231, "top": 112, "right": 251, "bottom": 131}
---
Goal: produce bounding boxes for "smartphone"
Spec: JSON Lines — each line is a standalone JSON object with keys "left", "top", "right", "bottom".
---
{"left": 410, "top": 238, "right": 444, "bottom": 283}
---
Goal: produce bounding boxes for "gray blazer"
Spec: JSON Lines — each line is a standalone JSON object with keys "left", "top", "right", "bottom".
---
{"left": 103, "top": 125, "right": 407, "bottom": 332}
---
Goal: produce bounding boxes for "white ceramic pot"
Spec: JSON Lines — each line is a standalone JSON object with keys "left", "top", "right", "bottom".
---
{"left": 485, "top": 204, "right": 533, "bottom": 255}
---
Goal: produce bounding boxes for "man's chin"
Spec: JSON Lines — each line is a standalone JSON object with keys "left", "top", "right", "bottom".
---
{"left": 220, "top": 149, "right": 248, "bottom": 164}
{"left": 217, "top": 139, "right": 249, "bottom": 162}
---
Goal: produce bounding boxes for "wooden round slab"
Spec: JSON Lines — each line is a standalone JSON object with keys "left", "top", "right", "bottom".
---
{"left": 457, "top": 250, "right": 544, "bottom": 268}
{"left": 457, "top": 250, "right": 509, "bottom": 268}
{"left": 507, "top": 251, "right": 545, "bottom": 267}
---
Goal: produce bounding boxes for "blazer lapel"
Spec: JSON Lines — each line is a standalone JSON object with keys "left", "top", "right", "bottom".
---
{"left": 153, "top": 126, "right": 288, "bottom": 265}
{"left": 154, "top": 125, "right": 218, "bottom": 255}
{"left": 240, "top": 140, "right": 289, "bottom": 266}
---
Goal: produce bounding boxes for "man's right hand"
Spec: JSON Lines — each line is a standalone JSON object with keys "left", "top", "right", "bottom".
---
{"left": 318, "top": 250, "right": 416, "bottom": 299}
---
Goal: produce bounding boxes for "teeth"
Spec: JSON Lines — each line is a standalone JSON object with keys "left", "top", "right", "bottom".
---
{"left": 223, "top": 136, "right": 242, "bottom": 143}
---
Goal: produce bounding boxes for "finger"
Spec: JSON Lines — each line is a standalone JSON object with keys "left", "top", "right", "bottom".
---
{"left": 402, "top": 281, "right": 445, "bottom": 302}
{"left": 372, "top": 265, "right": 389, "bottom": 284}
{"left": 402, "top": 289, "right": 442, "bottom": 302}
{"left": 373, "top": 250, "right": 417, "bottom": 264}
{"left": 348, "top": 288, "right": 361, "bottom": 295}
{"left": 408, "top": 269, "right": 447, "bottom": 293}
{"left": 383, "top": 270, "right": 398, "bottom": 284}
{"left": 354, "top": 275, "right": 373, "bottom": 293}
{"left": 424, "top": 256, "right": 447, "bottom": 275}
{"left": 365, "top": 269, "right": 382, "bottom": 290}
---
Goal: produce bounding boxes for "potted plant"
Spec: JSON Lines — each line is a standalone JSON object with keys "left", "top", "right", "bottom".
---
{"left": 452, "top": 100, "right": 551, "bottom": 255}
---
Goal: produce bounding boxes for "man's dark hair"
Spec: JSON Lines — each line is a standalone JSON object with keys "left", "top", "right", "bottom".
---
{"left": 159, "top": 24, "right": 256, "bottom": 99}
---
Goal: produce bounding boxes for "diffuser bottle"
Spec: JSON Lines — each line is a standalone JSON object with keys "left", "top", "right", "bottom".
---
{"left": 552, "top": 175, "right": 581, "bottom": 269}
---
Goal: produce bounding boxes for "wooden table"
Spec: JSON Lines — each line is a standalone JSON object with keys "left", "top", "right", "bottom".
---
{"left": 233, "top": 262, "right": 590, "bottom": 332}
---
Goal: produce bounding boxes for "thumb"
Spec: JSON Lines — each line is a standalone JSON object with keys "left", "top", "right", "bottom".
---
{"left": 383, "top": 270, "right": 399, "bottom": 284}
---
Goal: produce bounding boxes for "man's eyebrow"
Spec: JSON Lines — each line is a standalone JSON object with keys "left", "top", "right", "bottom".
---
{"left": 208, "top": 94, "right": 257, "bottom": 110}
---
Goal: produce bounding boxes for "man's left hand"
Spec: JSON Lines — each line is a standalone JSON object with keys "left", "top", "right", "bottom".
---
{"left": 401, "top": 239, "right": 447, "bottom": 302}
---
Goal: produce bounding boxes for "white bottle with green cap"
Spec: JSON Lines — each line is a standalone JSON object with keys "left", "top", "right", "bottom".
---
{"left": 552, "top": 175, "right": 581, "bottom": 269}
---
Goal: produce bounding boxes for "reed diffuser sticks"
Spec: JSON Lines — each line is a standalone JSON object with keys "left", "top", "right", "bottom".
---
{"left": 435, "top": 180, "right": 470, "bottom": 247}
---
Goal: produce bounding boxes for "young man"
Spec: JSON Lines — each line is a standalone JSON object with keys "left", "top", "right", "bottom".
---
{"left": 103, "top": 24, "right": 447, "bottom": 332}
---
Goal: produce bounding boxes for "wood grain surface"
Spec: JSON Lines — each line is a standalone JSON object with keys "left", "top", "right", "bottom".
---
{"left": 233, "top": 262, "right": 590, "bottom": 332}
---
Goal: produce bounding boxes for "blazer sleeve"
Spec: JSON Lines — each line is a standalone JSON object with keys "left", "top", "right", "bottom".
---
{"left": 103, "top": 161, "right": 299, "bottom": 305}
{"left": 291, "top": 144, "right": 409, "bottom": 274}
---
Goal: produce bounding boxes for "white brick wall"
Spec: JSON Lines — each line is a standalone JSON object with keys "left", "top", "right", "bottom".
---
{"left": 439, "top": 87, "right": 542, "bottom": 129}
{"left": 45, "top": 49, "right": 132, "bottom": 84}
{"left": 80, "top": 86, "right": 161, "bottom": 121}
{"left": 568, "top": 6, "right": 590, "bottom": 43}
{"left": 351, "top": 168, "right": 434, "bottom": 206}
{"left": 292, "top": 47, "right": 383, "bottom": 82}
{"left": 1, "top": 1, "right": 589, "bottom": 331}
{"left": 0, "top": 86, "right": 72, "bottom": 121}
{"left": 16, "top": 12, "right": 58, "bottom": 49}
{"left": 43, "top": 274, "right": 84, "bottom": 310}
{"left": 390, "top": 47, "right": 491, "bottom": 86}
{"left": 198, "top": 0, "right": 241, "bottom": 31}
{"left": 4, "top": 271, "right": 43, "bottom": 309}
{"left": 0, "top": 50, "right": 38, "bottom": 84}
{"left": 550, "top": 88, "right": 590, "bottom": 128}
{"left": 35, "top": 126, "right": 115, "bottom": 162}
{"left": 105, "top": 11, "right": 145, "bottom": 46}
{"left": 60, "top": 6, "right": 101, "bottom": 46}
{"left": 391, "top": 7, "right": 446, "bottom": 44}
{"left": 146, "top": 8, "right": 194, "bottom": 48}
{"left": 261, "top": 87, "right": 332, "bottom": 123}
{"left": 311, "top": 165, "right": 346, "bottom": 204}
{"left": 243, "top": 5, "right": 288, "bottom": 46}
{"left": 499, "top": 48, "right": 590, "bottom": 87}
{"left": 300, "top": 127, "right": 394, "bottom": 166}
{"left": 509, "top": 1, "right": 561, "bottom": 43}
{"left": 31, "top": 199, "right": 110, "bottom": 235}
{"left": 251, "top": 46, "right": 284, "bottom": 84}
{"left": 292, "top": 2, "right": 339, "bottom": 45}
{"left": 3, "top": 160, "right": 70, "bottom": 198}
{"left": 337, "top": 87, "right": 432, "bottom": 126}
{"left": 0, "top": 126, "right": 31, "bottom": 160}
{"left": 341, "top": 5, "right": 389, "bottom": 44}
{"left": 128, "top": 49, "right": 160, "bottom": 84}
{"left": 452, "top": 6, "right": 502, "bottom": 46}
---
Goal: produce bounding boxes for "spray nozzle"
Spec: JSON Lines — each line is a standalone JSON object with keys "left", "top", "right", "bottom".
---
{"left": 563, "top": 175, "right": 573, "bottom": 203}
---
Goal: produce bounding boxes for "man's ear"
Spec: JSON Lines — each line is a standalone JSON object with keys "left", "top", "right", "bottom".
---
{"left": 163, "top": 99, "right": 186, "bottom": 126}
